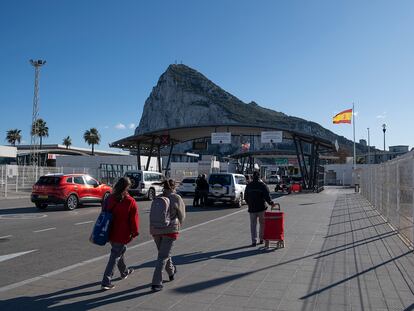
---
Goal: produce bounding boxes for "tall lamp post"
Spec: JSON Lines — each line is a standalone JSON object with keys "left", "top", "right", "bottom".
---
{"left": 382, "top": 123, "right": 387, "bottom": 151}
{"left": 29, "top": 59, "right": 46, "bottom": 167}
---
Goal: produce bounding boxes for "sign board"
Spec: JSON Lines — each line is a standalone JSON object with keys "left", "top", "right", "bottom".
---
{"left": 211, "top": 132, "right": 231, "bottom": 144}
{"left": 160, "top": 135, "right": 170, "bottom": 145}
{"left": 261, "top": 131, "right": 283, "bottom": 143}
{"left": 274, "top": 158, "right": 289, "bottom": 166}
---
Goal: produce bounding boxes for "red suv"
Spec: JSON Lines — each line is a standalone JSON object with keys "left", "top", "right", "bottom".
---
{"left": 31, "top": 174, "right": 112, "bottom": 210}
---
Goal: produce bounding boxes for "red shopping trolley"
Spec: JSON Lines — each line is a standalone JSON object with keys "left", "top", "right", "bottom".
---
{"left": 263, "top": 203, "right": 285, "bottom": 249}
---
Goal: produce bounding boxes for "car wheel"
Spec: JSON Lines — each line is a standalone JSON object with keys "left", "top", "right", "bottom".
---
{"left": 147, "top": 188, "right": 156, "bottom": 201}
{"left": 233, "top": 195, "right": 242, "bottom": 208}
{"left": 65, "top": 194, "right": 79, "bottom": 210}
{"left": 35, "top": 202, "right": 47, "bottom": 209}
{"left": 103, "top": 191, "right": 110, "bottom": 203}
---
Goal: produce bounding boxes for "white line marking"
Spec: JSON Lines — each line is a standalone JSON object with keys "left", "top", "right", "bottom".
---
{"left": 33, "top": 227, "right": 56, "bottom": 233}
{"left": 0, "top": 235, "right": 12, "bottom": 239}
{"left": 0, "top": 250, "right": 37, "bottom": 263}
{"left": 74, "top": 221, "right": 94, "bottom": 226}
{"left": 0, "top": 208, "right": 246, "bottom": 293}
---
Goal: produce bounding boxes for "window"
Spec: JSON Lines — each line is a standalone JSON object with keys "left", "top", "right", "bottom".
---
{"left": 66, "top": 177, "right": 73, "bottom": 183}
{"left": 36, "top": 176, "right": 62, "bottom": 185}
{"left": 235, "top": 176, "right": 246, "bottom": 185}
{"left": 74, "top": 176, "right": 85, "bottom": 185}
{"left": 85, "top": 176, "right": 99, "bottom": 187}
{"left": 209, "top": 174, "right": 231, "bottom": 186}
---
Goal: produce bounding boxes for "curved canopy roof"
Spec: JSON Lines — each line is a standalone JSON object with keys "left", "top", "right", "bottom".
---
{"left": 110, "top": 124, "right": 336, "bottom": 152}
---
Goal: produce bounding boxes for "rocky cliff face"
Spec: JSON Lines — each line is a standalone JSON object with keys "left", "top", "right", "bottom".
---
{"left": 137, "top": 64, "right": 361, "bottom": 154}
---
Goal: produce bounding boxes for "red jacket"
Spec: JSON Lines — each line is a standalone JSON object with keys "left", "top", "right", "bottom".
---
{"left": 107, "top": 194, "right": 139, "bottom": 244}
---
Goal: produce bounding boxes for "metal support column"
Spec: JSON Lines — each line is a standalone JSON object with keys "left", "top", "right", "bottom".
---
{"left": 165, "top": 143, "right": 174, "bottom": 177}
{"left": 293, "top": 136, "right": 307, "bottom": 188}
{"left": 299, "top": 140, "right": 310, "bottom": 189}
{"left": 136, "top": 143, "right": 141, "bottom": 170}
{"left": 157, "top": 145, "right": 162, "bottom": 173}
{"left": 145, "top": 137, "right": 155, "bottom": 171}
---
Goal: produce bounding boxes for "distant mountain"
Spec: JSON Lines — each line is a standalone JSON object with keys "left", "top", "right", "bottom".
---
{"left": 136, "top": 64, "right": 364, "bottom": 155}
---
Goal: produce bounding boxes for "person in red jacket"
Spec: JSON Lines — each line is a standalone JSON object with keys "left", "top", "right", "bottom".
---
{"left": 101, "top": 177, "right": 139, "bottom": 290}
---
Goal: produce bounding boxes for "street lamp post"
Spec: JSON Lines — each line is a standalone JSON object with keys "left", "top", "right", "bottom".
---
{"left": 382, "top": 124, "right": 387, "bottom": 151}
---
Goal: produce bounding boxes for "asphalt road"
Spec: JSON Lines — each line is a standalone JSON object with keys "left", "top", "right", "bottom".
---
{"left": 0, "top": 196, "right": 254, "bottom": 288}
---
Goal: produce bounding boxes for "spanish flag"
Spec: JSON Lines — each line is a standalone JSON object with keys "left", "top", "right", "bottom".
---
{"left": 333, "top": 109, "right": 352, "bottom": 124}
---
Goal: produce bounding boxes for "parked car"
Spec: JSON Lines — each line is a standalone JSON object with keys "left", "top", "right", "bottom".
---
{"left": 266, "top": 175, "right": 281, "bottom": 184}
{"left": 177, "top": 177, "right": 197, "bottom": 196}
{"left": 208, "top": 173, "right": 247, "bottom": 208}
{"left": 31, "top": 174, "right": 112, "bottom": 210}
{"left": 124, "top": 170, "right": 165, "bottom": 200}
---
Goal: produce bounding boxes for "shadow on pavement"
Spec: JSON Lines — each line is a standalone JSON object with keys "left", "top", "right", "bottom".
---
{"left": 1, "top": 282, "right": 152, "bottom": 311}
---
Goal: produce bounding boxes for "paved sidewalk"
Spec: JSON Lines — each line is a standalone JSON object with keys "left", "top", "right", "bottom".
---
{"left": 1, "top": 188, "right": 414, "bottom": 310}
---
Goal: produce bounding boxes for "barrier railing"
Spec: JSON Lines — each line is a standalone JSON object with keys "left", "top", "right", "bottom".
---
{"left": 0, "top": 165, "right": 91, "bottom": 198}
{"left": 359, "top": 151, "right": 414, "bottom": 246}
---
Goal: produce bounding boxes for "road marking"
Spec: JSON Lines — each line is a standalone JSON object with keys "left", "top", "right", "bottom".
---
{"left": 0, "top": 208, "right": 246, "bottom": 293}
{"left": 75, "top": 221, "right": 94, "bottom": 226}
{"left": 0, "top": 214, "right": 47, "bottom": 220}
{"left": 33, "top": 227, "right": 56, "bottom": 233}
{"left": 0, "top": 235, "right": 12, "bottom": 239}
{"left": 0, "top": 250, "right": 37, "bottom": 263}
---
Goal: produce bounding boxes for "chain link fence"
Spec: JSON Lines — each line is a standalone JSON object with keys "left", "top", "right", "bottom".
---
{"left": 358, "top": 150, "right": 414, "bottom": 246}
{"left": 0, "top": 165, "right": 91, "bottom": 198}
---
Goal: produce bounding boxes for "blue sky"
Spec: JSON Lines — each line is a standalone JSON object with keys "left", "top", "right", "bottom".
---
{"left": 1, "top": 0, "right": 413, "bottom": 151}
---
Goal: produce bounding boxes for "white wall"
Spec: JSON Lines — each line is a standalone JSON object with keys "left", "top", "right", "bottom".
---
{"left": 324, "top": 163, "right": 354, "bottom": 186}
{"left": 0, "top": 146, "right": 17, "bottom": 158}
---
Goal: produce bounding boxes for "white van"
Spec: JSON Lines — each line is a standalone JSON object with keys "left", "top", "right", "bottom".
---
{"left": 124, "top": 170, "right": 165, "bottom": 200}
{"left": 208, "top": 173, "right": 247, "bottom": 208}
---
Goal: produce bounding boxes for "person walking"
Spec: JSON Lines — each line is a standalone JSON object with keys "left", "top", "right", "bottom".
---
{"left": 101, "top": 177, "right": 139, "bottom": 290}
{"left": 244, "top": 171, "right": 274, "bottom": 246}
{"left": 150, "top": 179, "right": 186, "bottom": 291}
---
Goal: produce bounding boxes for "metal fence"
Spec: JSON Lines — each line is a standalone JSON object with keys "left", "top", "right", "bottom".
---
{"left": 358, "top": 150, "right": 414, "bottom": 246}
{"left": 0, "top": 165, "right": 91, "bottom": 198}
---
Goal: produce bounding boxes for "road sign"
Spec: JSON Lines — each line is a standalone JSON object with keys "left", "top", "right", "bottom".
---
{"left": 211, "top": 132, "right": 231, "bottom": 144}
{"left": 261, "top": 131, "right": 283, "bottom": 143}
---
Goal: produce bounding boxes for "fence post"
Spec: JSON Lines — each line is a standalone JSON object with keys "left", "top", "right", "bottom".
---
{"left": 397, "top": 161, "right": 400, "bottom": 231}
{"left": 5, "top": 171, "right": 7, "bottom": 198}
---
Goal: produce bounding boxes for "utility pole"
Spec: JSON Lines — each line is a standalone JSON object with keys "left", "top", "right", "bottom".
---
{"left": 382, "top": 123, "right": 387, "bottom": 151}
{"left": 367, "top": 127, "right": 370, "bottom": 164}
{"left": 29, "top": 59, "right": 46, "bottom": 166}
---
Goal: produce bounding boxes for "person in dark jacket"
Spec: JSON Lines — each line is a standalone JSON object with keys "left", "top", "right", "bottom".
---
{"left": 193, "top": 175, "right": 201, "bottom": 207}
{"left": 101, "top": 177, "right": 139, "bottom": 290}
{"left": 198, "top": 174, "right": 209, "bottom": 207}
{"left": 244, "top": 171, "right": 274, "bottom": 246}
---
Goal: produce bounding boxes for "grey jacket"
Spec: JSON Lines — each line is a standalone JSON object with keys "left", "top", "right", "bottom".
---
{"left": 150, "top": 189, "right": 186, "bottom": 235}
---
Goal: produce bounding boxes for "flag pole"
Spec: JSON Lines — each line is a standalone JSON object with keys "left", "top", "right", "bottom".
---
{"left": 353, "top": 102, "right": 356, "bottom": 169}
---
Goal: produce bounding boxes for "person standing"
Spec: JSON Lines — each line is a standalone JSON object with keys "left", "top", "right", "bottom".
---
{"left": 150, "top": 179, "right": 186, "bottom": 291}
{"left": 244, "top": 171, "right": 274, "bottom": 246}
{"left": 101, "top": 177, "right": 139, "bottom": 290}
{"left": 198, "top": 174, "right": 209, "bottom": 207}
{"left": 193, "top": 175, "right": 201, "bottom": 207}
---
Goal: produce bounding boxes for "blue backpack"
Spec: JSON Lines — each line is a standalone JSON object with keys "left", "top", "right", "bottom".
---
{"left": 89, "top": 197, "right": 114, "bottom": 246}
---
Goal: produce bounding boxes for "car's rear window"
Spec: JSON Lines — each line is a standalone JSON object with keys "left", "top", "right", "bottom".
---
{"left": 209, "top": 175, "right": 231, "bottom": 186}
{"left": 36, "top": 176, "right": 62, "bottom": 185}
{"left": 182, "top": 178, "right": 195, "bottom": 183}
{"left": 126, "top": 172, "right": 141, "bottom": 180}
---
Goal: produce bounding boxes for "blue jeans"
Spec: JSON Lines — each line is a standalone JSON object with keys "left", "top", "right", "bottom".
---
{"left": 102, "top": 242, "right": 128, "bottom": 286}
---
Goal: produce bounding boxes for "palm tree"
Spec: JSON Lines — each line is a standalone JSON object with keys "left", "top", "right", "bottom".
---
{"left": 31, "top": 118, "right": 49, "bottom": 149}
{"left": 83, "top": 128, "right": 101, "bottom": 155}
{"left": 6, "top": 129, "right": 22, "bottom": 146}
{"left": 63, "top": 136, "right": 72, "bottom": 149}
